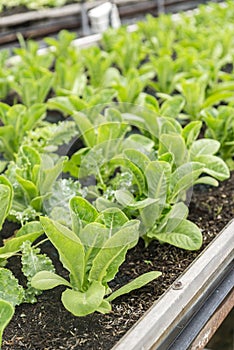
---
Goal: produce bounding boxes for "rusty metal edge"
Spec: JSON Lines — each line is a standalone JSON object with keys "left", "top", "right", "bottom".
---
{"left": 111, "top": 219, "right": 234, "bottom": 350}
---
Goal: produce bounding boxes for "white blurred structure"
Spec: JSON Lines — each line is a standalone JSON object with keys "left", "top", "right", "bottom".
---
{"left": 88, "top": 2, "right": 121, "bottom": 33}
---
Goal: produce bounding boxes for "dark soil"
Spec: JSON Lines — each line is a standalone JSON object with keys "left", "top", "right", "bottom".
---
{"left": 2, "top": 172, "right": 234, "bottom": 350}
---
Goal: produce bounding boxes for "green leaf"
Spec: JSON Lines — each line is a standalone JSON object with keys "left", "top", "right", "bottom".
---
{"left": 190, "top": 139, "right": 220, "bottom": 158}
{"left": 96, "top": 208, "right": 129, "bottom": 231}
{"left": 40, "top": 217, "right": 85, "bottom": 290}
{"left": 0, "top": 176, "right": 13, "bottom": 230}
{"left": 145, "top": 161, "right": 170, "bottom": 200}
{"left": 0, "top": 300, "right": 14, "bottom": 347}
{"left": 107, "top": 271, "right": 162, "bottom": 302}
{"left": 47, "top": 96, "right": 82, "bottom": 116}
{"left": 16, "top": 221, "right": 43, "bottom": 237}
{"left": 109, "top": 157, "right": 146, "bottom": 195}
{"left": 157, "top": 202, "right": 188, "bottom": 233}
{"left": 15, "top": 174, "right": 38, "bottom": 201}
{"left": 79, "top": 223, "right": 109, "bottom": 267}
{"left": 0, "top": 268, "right": 24, "bottom": 306}
{"left": 95, "top": 197, "right": 120, "bottom": 211}
{"left": 160, "top": 96, "right": 185, "bottom": 118}
{"left": 114, "top": 189, "right": 134, "bottom": 207}
{"left": 97, "top": 122, "right": 129, "bottom": 145}
{"left": 194, "top": 176, "right": 219, "bottom": 186}
{"left": 0, "top": 229, "right": 43, "bottom": 260}
{"left": 89, "top": 220, "right": 139, "bottom": 284}
{"left": 182, "top": 121, "right": 202, "bottom": 148}
{"left": 40, "top": 155, "right": 66, "bottom": 196}
{"left": 96, "top": 299, "right": 112, "bottom": 314}
{"left": 151, "top": 219, "right": 202, "bottom": 250}
{"left": 140, "top": 161, "right": 170, "bottom": 230}
{"left": 31, "top": 271, "right": 71, "bottom": 290}
{"left": 70, "top": 196, "right": 98, "bottom": 235}
{"left": 159, "top": 134, "right": 187, "bottom": 167}
{"left": 61, "top": 281, "right": 105, "bottom": 316}
{"left": 123, "top": 148, "right": 150, "bottom": 172}
{"left": 170, "top": 162, "right": 204, "bottom": 202}
{"left": 73, "top": 112, "right": 96, "bottom": 148}
{"left": 21, "top": 240, "right": 55, "bottom": 302}
{"left": 203, "top": 91, "right": 234, "bottom": 109}
{"left": 115, "top": 189, "right": 158, "bottom": 210}
{"left": 194, "top": 155, "right": 230, "bottom": 181}
{"left": 123, "top": 135, "right": 154, "bottom": 153}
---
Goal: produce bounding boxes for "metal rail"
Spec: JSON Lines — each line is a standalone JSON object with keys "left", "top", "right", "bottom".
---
{"left": 161, "top": 263, "right": 234, "bottom": 350}
{"left": 112, "top": 220, "right": 234, "bottom": 350}
{"left": 0, "top": 0, "right": 220, "bottom": 47}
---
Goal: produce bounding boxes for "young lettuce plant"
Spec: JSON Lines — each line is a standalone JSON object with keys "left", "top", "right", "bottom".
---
{"left": 122, "top": 108, "right": 230, "bottom": 184}
{"left": 137, "top": 14, "right": 176, "bottom": 56}
{"left": 95, "top": 148, "right": 203, "bottom": 250}
{"left": 102, "top": 30, "right": 147, "bottom": 75}
{"left": 64, "top": 125, "right": 202, "bottom": 251}
{"left": 45, "top": 31, "right": 86, "bottom": 96}
{"left": 47, "top": 88, "right": 116, "bottom": 118}
{"left": 0, "top": 103, "right": 46, "bottom": 164}
{"left": 22, "top": 120, "right": 77, "bottom": 154}
{"left": 6, "top": 146, "right": 66, "bottom": 224}
{"left": 93, "top": 128, "right": 228, "bottom": 250}
{"left": 202, "top": 106, "right": 234, "bottom": 170}
{"left": 176, "top": 75, "right": 234, "bottom": 120}
{"left": 10, "top": 67, "right": 54, "bottom": 107}
{"left": 0, "top": 50, "right": 12, "bottom": 100}
{"left": 13, "top": 34, "right": 54, "bottom": 70}
{"left": 146, "top": 55, "right": 186, "bottom": 94}
{"left": 31, "top": 197, "right": 161, "bottom": 317}
{"left": 81, "top": 46, "right": 114, "bottom": 89}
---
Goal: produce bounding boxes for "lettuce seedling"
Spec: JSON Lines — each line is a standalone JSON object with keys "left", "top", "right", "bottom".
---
{"left": 13, "top": 34, "right": 53, "bottom": 70}
{"left": 6, "top": 146, "right": 66, "bottom": 223}
{"left": 31, "top": 198, "right": 161, "bottom": 317}
{"left": 23, "top": 120, "right": 77, "bottom": 154}
{"left": 81, "top": 46, "right": 113, "bottom": 88}
{"left": 0, "top": 103, "right": 46, "bottom": 162}
{"left": 0, "top": 50, "right": 11, "bottom": 100}
{"left": 47, "top": 88, "right": 116, "bottom": 118}
{"left": 10, "top": 67, "right": 54, "bottom": 107}
{"left": 202, "top": 106, "right": 234, "bottom": 170}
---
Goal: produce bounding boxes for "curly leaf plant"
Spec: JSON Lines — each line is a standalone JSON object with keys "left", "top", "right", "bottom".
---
{"left": 0, "top": 240, "right": 54, "bottom": 348}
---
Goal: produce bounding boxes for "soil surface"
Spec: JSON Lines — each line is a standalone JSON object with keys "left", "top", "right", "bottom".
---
{"left": 2, "top": 171, "right": 234, "bottom": 350}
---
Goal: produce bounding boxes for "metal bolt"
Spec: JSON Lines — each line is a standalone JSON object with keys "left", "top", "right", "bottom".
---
{"left": 172, "top": 281, "right": 183, "bottom": 290}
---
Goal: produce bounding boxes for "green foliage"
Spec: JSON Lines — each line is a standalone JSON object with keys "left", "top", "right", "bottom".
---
{"left": 0, "top": 50, "right": 11, "bottom": 100}
{"left": 11, "top": 67, "right": 54, "bottom": 107}
{"left": 0, "top": 268, "right": 24, "bottom": 306}
{"left": 21, "top": 241, "right": 55, "bottom": 303}
{"left": 0, "top": 238, "right": 54, "bottom": 347}
{"left": 0, "top": 269, "right": 24, "bottom": 348}
{"left": 0, "top": 221, "right": 43, "bottom": 261}
{"left": 31, "top": 203, "right": 161, "bottom": 316}
{"left": 23, "top": 120, "right": 77, "bottom": 154}
{"left": 0, "top": 175, "right": 13, "bottom": 230}
{"left": 6, "top": 146, "right": 66, "bottom": 223}
{"left": 202, "top": 106, "right": 234, "bottom": 170}
{"left": 0, "top": 1, "right": 234, "bottom": 341}
{"left": 0, "top": 103, "right": 46, "bottom": 161}
{"left": 0, "top": 300, "right": 14, "bottom": 348}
